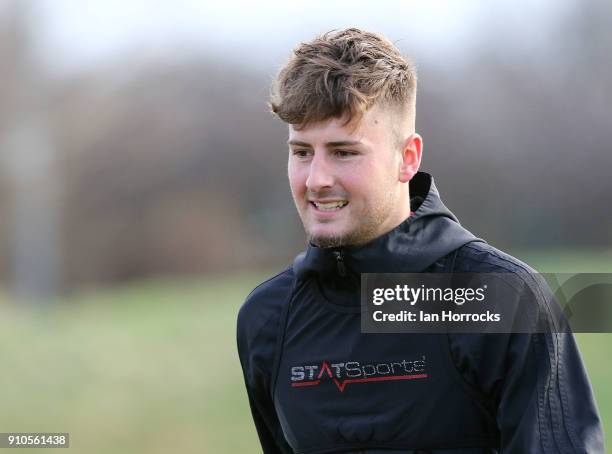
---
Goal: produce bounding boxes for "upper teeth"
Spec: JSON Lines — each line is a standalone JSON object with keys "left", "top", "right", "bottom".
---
{"left": 314, "top": 201, "right": 347, "bottom": 210}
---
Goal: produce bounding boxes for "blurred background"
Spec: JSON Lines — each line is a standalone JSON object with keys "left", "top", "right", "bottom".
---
{"left": 0, "top": 0, "right": 610, "bottom": 452}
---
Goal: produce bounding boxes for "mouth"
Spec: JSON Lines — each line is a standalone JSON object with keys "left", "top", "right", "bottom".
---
{"left": 309, "top": 200, "right": 349, "bottom": 212}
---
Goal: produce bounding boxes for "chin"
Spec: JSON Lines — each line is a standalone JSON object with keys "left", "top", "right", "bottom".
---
{"left": 307, "top": 229, "right": 348, "bottom": 248}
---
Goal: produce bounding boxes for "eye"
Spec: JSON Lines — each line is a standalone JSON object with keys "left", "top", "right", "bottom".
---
{"left": 291, "top": 148, "right": 312, "bottom": 158}
{"left": 334, "top": 149, "right": 358, "bottom": 158}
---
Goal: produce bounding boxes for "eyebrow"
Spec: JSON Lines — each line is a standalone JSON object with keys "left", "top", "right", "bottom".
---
{"left": 287, "top": 140, "right": 363, "bottom": 148}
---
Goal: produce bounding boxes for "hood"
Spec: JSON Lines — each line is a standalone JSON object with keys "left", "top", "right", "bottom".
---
{"left": 293, "top": 172, "right": 482, "bottom": 286}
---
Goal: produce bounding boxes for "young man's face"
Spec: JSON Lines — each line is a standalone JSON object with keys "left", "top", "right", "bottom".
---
{"left": 287, "top": 104, "right": 421, "bottom": 248}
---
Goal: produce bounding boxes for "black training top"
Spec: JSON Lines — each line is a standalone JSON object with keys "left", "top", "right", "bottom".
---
{"left": 237, "top": 172, "right": 604, "bottom": 453}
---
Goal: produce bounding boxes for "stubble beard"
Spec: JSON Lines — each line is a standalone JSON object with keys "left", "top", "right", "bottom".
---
{"left": 305, "top": 189, "right": 397, "bottom": 249}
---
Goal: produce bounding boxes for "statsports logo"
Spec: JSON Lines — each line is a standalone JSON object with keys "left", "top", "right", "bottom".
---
{"left": 290, "top": 356, "right": 427, "bottom": 392}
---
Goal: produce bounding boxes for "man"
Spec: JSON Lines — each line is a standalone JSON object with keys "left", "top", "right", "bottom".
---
{"left": 237, "top": 28, "right": 604, "bottom": 453}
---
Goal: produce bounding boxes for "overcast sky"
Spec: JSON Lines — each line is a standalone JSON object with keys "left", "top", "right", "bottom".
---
{"left": 25, "top": 0, "right": 574, "bottom": 77}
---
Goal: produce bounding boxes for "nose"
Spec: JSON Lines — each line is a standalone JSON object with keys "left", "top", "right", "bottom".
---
{"left": 306, "top": 153, "right": 334, "bottom": 192}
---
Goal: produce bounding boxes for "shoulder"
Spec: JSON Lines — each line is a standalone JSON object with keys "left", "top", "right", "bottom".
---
{"left": 237, "top": 267, "right": 295, "bottom": 332}
{"left": 455, "top": 241, "right": 554, "bottom": 316}
{"left": 236, "top": 267, "right": 296, "bottom": 366}
{"left": 448, "top": 244, "right": 556, "bottom": 389}
{"left": 455, "top": 241, "right": 538, "bottom": 275}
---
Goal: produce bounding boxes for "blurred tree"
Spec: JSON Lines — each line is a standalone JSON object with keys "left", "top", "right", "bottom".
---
{"left": 0, "top": 1, "right": 61, "bottom": 302}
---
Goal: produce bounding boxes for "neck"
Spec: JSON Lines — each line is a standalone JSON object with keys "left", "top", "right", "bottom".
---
{"left": 374, "top": 186, "right": 412, "bottom": 242}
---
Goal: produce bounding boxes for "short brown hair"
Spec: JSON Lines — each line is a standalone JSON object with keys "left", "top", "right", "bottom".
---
{"left": 269, "top": 28, "right": 417, "bottom": 130}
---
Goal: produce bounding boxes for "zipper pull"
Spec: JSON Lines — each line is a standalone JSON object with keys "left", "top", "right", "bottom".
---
{"left": 333, "top": 250, "right": 346, "bottom": 277}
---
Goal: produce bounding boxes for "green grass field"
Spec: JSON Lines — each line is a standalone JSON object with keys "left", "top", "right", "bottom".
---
{"left": 0, "top": 250, "right": 610, "bottom": 453}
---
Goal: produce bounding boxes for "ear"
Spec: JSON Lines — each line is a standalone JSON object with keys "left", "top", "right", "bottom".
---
{"left": 398, "top": 133, "right": 423, "bottom": 183}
